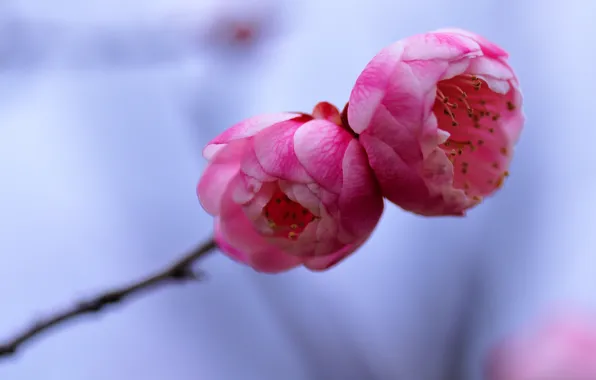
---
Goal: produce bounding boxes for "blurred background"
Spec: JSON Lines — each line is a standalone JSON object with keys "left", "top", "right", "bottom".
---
{"left": 0, "top": 0, "right": 595, "bottom": 379}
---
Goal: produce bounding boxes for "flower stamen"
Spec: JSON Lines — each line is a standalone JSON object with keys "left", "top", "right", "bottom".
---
{"left": 460, "top": 74, "right": 482, "bottom": 90}
{"left": 263, "top": 188, "right": 317, "bottom": 240}
{"left": 436, "top": 89, "right": 459, "bottom": 126}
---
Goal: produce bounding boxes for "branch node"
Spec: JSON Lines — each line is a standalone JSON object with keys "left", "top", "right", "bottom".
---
{"left": 97, "top": 292, "right": 124, "bottom": 306}
{"left": 0, "top": 345, "right": 15, "bottom": 355}
{"left": 169, "top": 266, "right": 194, "bottom": 280}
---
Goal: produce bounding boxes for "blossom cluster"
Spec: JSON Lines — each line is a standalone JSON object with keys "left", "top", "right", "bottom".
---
{"left": 197, "top": 28, "right": 524, "bottom": 273}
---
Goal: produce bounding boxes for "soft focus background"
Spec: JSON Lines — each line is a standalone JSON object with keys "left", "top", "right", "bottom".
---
{"left": 0, "top": 0, "right": 595, "bottom": 379}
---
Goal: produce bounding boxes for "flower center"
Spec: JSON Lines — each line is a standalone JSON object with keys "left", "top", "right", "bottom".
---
{"left": 263, "top": 188, "right": 316, "bottom": 240}
{"left": 435, "top": 75, "right": 488, "bottom": 129}
{"left": 432, "top": 74, "right": 515, "bottom": 198}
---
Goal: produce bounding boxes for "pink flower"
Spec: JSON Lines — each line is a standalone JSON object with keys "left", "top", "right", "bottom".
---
{"left": 197, "top": 102, "right": 384, "bottom": 273}
{"left": 347, "top": 28, "right": 524, "bottom": 216}
{"left": 485, "top": 315, "right": 596, "bottom": 380}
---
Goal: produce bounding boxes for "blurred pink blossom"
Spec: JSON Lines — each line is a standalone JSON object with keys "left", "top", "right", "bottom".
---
{"left": 205, "top": 14, "right": 263, "bottom": 47}
{"left": 348, "top": 28, "right": 525, "bottom": 216}
{"left": 486, "top": 315, "right": 596, "bottom": 380}
{"left": 200, "top": 0, "right": 282, "bottom": 50}
{"left": 197, "top": 102, "right": 384, "bottom": 273}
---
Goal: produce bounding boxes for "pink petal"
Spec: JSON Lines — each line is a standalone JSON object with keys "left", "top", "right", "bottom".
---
{"left": 435, "top": 28, "right": 509, "bottom": 58}
{"left": 293, "top": 119, "right": 353, "bottom": 194}
{"left": 353, "top": 85, "right": 424, "bottom": 166}
{"left": 203, "top": 144, "right": 227, "bottom": 161}
{"left": 251, "top": 118, "right": 314, "bottom": 183}
{"left": 347, "top": 43, "right": 404, "bottom": 135}
{"left": 278, "top": 180, "right": 321, "bottom": 216}
{"left": 468, "top": 56, "right": 515, "bottom": 82}
{"left": 214, "top": 218, "right": 248, "bottom": 263}
{"left": 197, "top": 140, "right": 248, "bottom": 215}
{"left": 358, "top": 133, "right": 433, "bottom": 211}
{"left": 240, "top": 140, "right": 277, "bottom": 182}
{"left": 419, "top": 148, "right": 473, "bottom": 216}
{"left": 247, "top": 249, "right": 303, "bottom": 273}
{"left": 204, "top": 112, "right": 303, "bottom": 158}
{"left": 440, "top": 57, "right": 472, "bottom": 80}
{"left": 307, "top": 183, "right": 339, "bottom": 210}
{"left": 241, "top": 181, "right": 276, "bottom": 220}
{"left": 197, "top": 163, "right": 239, "bottom": 216}
{"left": 348, "top": 56, "right": 447, "bottom": 163}
{"left": 303, "top": 233, "right": 371, "bottom": 271}
{"left": 312, "top": 101, "right": 342, "bottom": 125}
{"left": 231, "top": 172, "right": 264, "bottom": 205}
{"left": 401, "top": 31, "right": 482, "bottom": 61}
{"left": 303, "top": 250, "right": 352, "bottom": 271}
{"left": 313, "top": 204, "right": 339, "bottom": 246}
{"left": 338, "top": 140, "right": 384, "bottom": 240}
{"left": 218, "top": 176, "right": 301, "bottom": 273}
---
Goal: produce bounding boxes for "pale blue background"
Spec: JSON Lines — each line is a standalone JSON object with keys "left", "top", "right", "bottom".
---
{"left": 0, "top": 0, "right": 595, "bottom": 379}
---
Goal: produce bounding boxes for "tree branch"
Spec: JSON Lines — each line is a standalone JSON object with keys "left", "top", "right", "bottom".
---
{"left": 0, "top": 238, "right": 218, "bottom": 359}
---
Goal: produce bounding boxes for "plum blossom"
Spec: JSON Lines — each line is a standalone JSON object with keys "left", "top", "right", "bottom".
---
{"left": 348, "top": 28, "right": 525, "bottom": 216}
{"left": 485, "top": 314, "right": 596, "bottom": 380}
{"left": 197, "top": 102, "right": 384, "bottom": 273}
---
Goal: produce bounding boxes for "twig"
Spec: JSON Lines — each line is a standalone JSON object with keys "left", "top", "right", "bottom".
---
{"left": 0, "top": 238, "right": 218, "bottom": 359}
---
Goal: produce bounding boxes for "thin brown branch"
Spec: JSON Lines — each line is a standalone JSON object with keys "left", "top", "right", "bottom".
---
{"left": 0, "top": 238, "right": 218, "bottom": 359}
